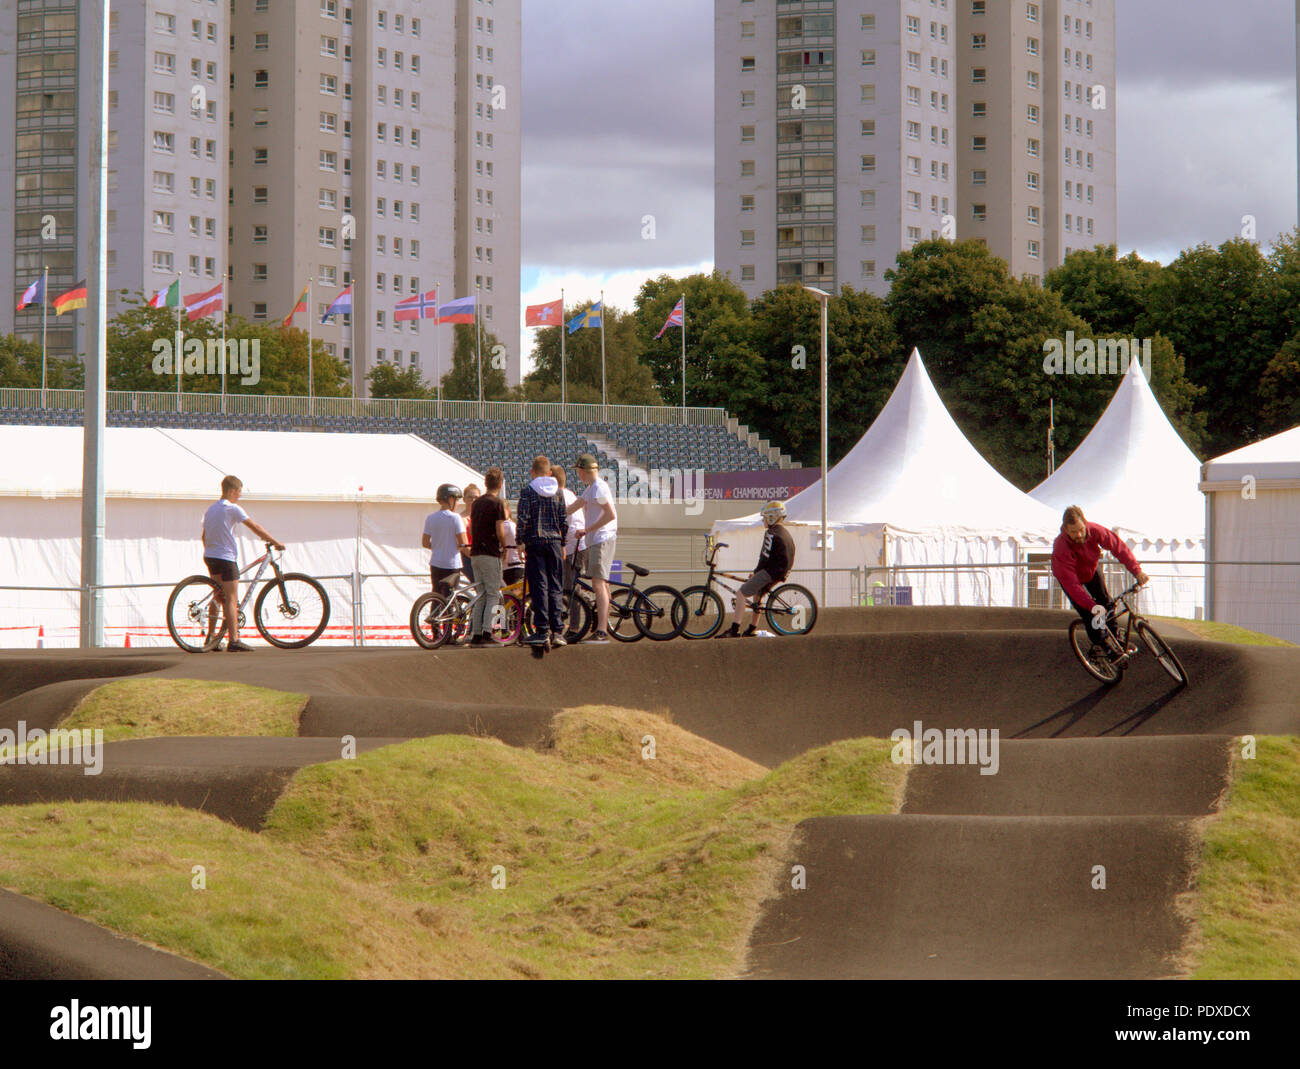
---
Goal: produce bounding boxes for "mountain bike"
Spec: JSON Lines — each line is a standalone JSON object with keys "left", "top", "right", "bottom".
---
{"left": 533, "top": 562, "right": 686, "bottom": 642}
{"left": 167, "top": 544, "right": 330, "bottom": 651}
{"left": 679, "top": 539, "right": 818, "bottom": 638}
{"left": 410, "top": 573, "right": 523, "bottom": 649}
{"left": 1068, "top": 580, "right": 1188, "bottom": 687}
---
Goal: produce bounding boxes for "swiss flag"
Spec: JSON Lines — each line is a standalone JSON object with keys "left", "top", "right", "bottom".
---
{"left": 525, "top": 298, "right": 563, "bottom": 326}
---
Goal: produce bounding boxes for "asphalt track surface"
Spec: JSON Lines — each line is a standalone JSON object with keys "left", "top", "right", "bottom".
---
{"left": 1, "top": 606, "right": 1297, "bottom": 979}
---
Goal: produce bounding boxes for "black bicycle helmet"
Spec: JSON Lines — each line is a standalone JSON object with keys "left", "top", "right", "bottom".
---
{"left": 437, "top": 483, "right": 463, "bottom": 501}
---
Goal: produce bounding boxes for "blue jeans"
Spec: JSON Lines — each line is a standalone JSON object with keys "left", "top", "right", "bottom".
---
{"left": 524, "top": 539, "right": 564, "bottom": 638}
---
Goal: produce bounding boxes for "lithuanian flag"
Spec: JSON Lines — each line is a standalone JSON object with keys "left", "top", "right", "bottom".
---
{"left": 283, "top": 282, "right": 310, "bottom": 327}
{"left": 52, "top": 280, "right": 87, "bottom": 316}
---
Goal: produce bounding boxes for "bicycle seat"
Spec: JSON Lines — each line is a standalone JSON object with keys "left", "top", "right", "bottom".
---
{"left": 625, "top": 562, "right": 649, "bottom": 578}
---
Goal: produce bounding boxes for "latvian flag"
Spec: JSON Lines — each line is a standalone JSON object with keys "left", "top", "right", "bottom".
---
{"left": 16, "top": 275, "right": 45, "bottom": 311}
{"left": 149, "top": 279, "right": 180, "bottom": 309}
{"left": 395, "top": 288, "right": 439, "bottom": 322}
{"left": 184, "top": 281, "right": 224, "bottom": 321}
{"left": 655, "top": 298, "right": 684, "bottom": 340}
{"left": 321, "top": 285, "right": 353, "bottom": 323}
{"left": 436, "top": 295, "right": 476, "bottom": 324}
{"left": 52, "top": 280, "right": 88, "bottom": 317}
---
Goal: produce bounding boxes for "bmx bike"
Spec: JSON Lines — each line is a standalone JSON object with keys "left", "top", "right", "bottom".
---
{"left": 1068, "top": 580, "right": 1188, "bottom": 687}
{"left": 679, "top": 538, "right": 818, "bottom": 638}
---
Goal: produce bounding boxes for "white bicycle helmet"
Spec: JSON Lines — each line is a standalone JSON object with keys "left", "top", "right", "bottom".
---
{"left": 761, "top": 500, "right": 787, "bottom": 524}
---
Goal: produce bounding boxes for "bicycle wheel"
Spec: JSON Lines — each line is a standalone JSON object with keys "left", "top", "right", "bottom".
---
{"left": 679, "top": 585, "right": 725, "bottom": 640}
{"left": 765, "top": 583, "right": 818, "bottom": 636}
{"left": 411, "top": 592, "right": 452, "bottom": 649}
{"left": 490, "top": 592, "right": 524, "bottom": 645}
{"left": 564, "top": 590, "right": 592, "bottom": 642}
{"left": 254, "top": 573, "right": 330, "bottom": 649}
{"left": 608, "top": 587, "right": 643, "bottom": 642}
{"left": 1137, "top": 620, "right": 1189, "bottom": 687}
{"left": 1069, "top": 620, "right": 1122, "bottom": 685}
{"left": 167, "top": 575, "right": 225, "bottom": 653}
{"left": 634, "top": 584, "right": 688, "bottom": 641}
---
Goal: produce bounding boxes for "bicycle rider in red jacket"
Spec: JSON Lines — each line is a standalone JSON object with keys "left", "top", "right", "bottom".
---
{"left": 1050, "top": 505, "right": 1149, "bottom": 660}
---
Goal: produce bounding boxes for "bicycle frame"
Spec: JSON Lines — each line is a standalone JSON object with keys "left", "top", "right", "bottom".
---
{"left": 700, "top": 542, "right": 770, "bottom": 612}
{"left": 202, "top": 547, "right": 284, "bottom": 620}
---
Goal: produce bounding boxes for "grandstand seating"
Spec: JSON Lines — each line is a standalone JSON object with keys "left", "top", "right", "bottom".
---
{"left": 0, "top": 408, "right": 781, "bottom": 484}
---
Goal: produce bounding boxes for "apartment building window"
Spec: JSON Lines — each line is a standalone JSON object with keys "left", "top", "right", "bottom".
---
{"left": 861, "top": 225, "right": 876, "bottom": 243}
{"left": 319, "top": 189, "right": 337, "bottom": 210}
{"left": 253, "top": 304, "right": 267, "bottom": 320}
{"left": 153, "top": 131, "right": 175, "bottom": 154}
{"left": 1026, "top": 3, "right": 1039, "bottom": 22}
{"left": 190, "top": 137, "right": 201, "bottom": 158}
{"left": 254, "top": 186, "right": 268, "bottom": 204}
{"left": 1027, "top": 206, "right": 1040, "bottom": 225}
{"left": 377, "top": 197, "right": 387, "bottom": 216}
{"left": 411, "top": 17, "right": 420, "bottom": 36}
{"left": 253, "top": 148, "right": 269, "bottom": 165}
{"left": 907, "top": 121, "right": 921, "bottom": 140}
{"left": 253, "top": 225, "right": 268, "bottom": 244}
{"left": 972, "top": 204, "right": 987, "bottom": 221}
{"left": 1027, "top": 71, "right": 1039, "bottom": 90}
{"left": 972, "top": 169, "right": 986, "bottom": 185}
{"left": 1086, "top": 119, "right": 1094, "bottom": 137}
{"left": 740, "top": 266, "right": 756, "bottom": 282}
{"left": 154, "top": 52, "right": 175, "bottom": 75}
{"left": 1087, "top": 218, "right": 1094, "bottom": 235}
{"left": 907, "top": 191, "right": 921, "bottom": 211}
{"left": 321, "top": 74, "right": 337, "bottom": 95}
{"left": 255, "top": 32, "right": 269, "bottom": 50}
{"left": 1027, "top": 240, "right": 1040, "bottom": 259}
{"left": 1065, "top": 214, "right": 1073, "bottom": 232}
{"left": 394, "top": 163, "right": 404, "bottom": 182}
{"left": 740, "top": 90, "right": 755, "bottom": 107}
{"left": 1027, "top": 138, "right": 1040, "bottom": 158}
{"left": 905, "top": 86, "right": 918, "bottom": 106}
{"left": 907, "top": 155, "right": 921, "bottom": 175}
{"left": 860, "top": 155, "right": 876, "bottom": 173}
{"left": 251, "top": 69, "right": 268, "bottom": 89}
{"left": 319, "top": 227, "right": 336, "bottom": 248}
{"left": 205, "top": 218, "right": 216, "bottom": 239}
{"left": 1027, "top": 172, "right": 1040, "bottom": 191}
{"left": 154, "top": 92, "right": 175, "bottom": 114}
{"left": 1026, "top": 38, "right": 1039, "bottom": 56}
{"left": 320, "top": 112, "right": 337, "bottom": 133}
{"left": 1027, "top": 105, "right": 1039, "bottom": 124}
{"left": 320, "top": 150, "right": 337, "bottom": 172}
{"left": 191, "top": 58, "right": 202, "bottom": 79}
{"left": 1087, "top": 185, "right": 1094, "bottom": 204}
{"left": 411, "top": 92, "right": 420, "bottom": 111}
{"left": 861, "top": 120, "right": 876, "bottom": 137}
{"left": 741, "top": 195, "right": 755, "bottom": 212}
{"left": 321, "top": 36, "right": 338, "bottom": 57}
{"left": 972, "top": 1, "right": 985, "bottom": 14}
{"left": 152, "top": 171, "right": 174, "bottom": 193}
{"left": 907, "top": 226, "right": 923, "bottom": 243}
{"left": 862, "top": 14, "right": 876, "bottom": 30}
{"left": 860, "top": 261, "right": 877, "bottom": 279}
{"left": 378, "top": 85, "right": 387, "bottom": 104}
{"left": 253, "top": 264, "right": 268, "bottom": 282}
{"left": 153, "top": 251, "right": 174, "bottom": 273}
{"left": 153, "top": 211, "right": 174, "bottom": 233}
{"left": 322, "top": 0, "right": 338, "bottom": 18}
{"left": 972, "top": 136, "right": 986, "bottom": 151}
{"left": 740, "top": 230, "right": 755, "bottom": 246}
{"left": 907, "top": 16, "right": 920, "bottom": 34}
{"left": 971, "top": 33, "right": 986, "bottom": 49}
{"left": 861, "top": 50, "right": 876, "bottom": 67}
{"left": 972, "top": 68, "right": 986, "bottom": 84}
{"left": 740, "top": 160, "right": 755, "bottom": 177}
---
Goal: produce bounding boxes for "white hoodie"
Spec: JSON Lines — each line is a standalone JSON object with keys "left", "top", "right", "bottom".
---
{"left": 529, "top": 476, "right": 558, "bottom": 496}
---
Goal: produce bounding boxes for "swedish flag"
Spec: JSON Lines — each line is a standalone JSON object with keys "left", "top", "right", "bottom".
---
{"left": 567, "top": 300, "right": 602, "bottom": 334}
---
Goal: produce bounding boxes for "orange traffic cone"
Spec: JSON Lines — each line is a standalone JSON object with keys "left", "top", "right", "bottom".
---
{"left": 36, "top": 625, "right": 44, "bottom": 649}
{"left": 124, "top": 633, "right": 132, "bottom": 648}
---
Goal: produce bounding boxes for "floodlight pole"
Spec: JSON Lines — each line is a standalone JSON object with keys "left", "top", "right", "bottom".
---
{"left": 804, "top": 284, "right": 831, "bottom": 610}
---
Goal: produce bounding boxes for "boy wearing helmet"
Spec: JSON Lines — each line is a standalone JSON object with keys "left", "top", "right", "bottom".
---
{"left": 422, "top": 483, "right": 469, "bottom": 597}
{"left": 718, "top": 500, "right": 795, "bottom": 638}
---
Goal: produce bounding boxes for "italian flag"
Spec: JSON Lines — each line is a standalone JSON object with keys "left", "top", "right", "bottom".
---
{"left": 149, "top": 279, "right": 180, "bottom": 308}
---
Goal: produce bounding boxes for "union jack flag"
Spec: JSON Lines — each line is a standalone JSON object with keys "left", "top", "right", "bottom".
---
{"left": 655, "top": 298, "right": 684, "bottom": 340}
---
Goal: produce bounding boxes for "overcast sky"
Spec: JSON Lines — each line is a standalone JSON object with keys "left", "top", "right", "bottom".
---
{"left": 516, "top": 0, "right": 1298, "bottom": 370}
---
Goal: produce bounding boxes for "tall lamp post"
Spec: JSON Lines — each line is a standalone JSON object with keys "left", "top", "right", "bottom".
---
{"left": 802, "top": 284, "right": 831, "bottom": 611}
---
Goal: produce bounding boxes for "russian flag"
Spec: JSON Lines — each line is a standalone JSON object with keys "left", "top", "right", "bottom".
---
{"left": 321, "top": 284, "right": 353, "bottom": 323}
{"left": 437, "top": 295, "right": 476, "bottom": 324}
{"left": 16, "top": 276, "right": 45, "bottom": 311}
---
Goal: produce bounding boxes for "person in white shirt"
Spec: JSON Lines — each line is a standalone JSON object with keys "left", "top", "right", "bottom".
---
{"left": 201, "top": 475, "right": 284, "bottom": 653}
{"left": 566, "top": 453, "right": 617, "bottom": 642}
{"left": 551, "top": 465, "right": 586, "bottom": 637}
{"left": 422, "top": 484, "right": 468, "bottom": 598}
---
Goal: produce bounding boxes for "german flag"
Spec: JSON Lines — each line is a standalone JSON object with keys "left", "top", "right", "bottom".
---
{"left": 52, "top": 280, "right": 87, "bottom": 316}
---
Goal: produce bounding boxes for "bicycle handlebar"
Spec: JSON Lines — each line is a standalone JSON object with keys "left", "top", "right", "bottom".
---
{"left": 706, "top": 541, "right": 729, "bottom": 565}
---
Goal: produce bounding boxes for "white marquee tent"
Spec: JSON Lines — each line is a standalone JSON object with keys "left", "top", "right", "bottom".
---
{"left": 0, "top": 426, "right": 483, "bottom": 647}
{"left": 711, "top": 349, "right": 1061, "bottom": 607}
{"left": 1200, "top": 424, "right": 1300, "bottom": 643}
{"left": 1030, "top": 359, "right": 1205, "bottom": 619}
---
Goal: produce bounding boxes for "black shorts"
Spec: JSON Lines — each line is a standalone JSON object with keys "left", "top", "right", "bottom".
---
{"left": 431, "top": 566, "right": 461, "bottom": 596}
{"left": 204, "top": 557, "right": 237, "bottom": 582}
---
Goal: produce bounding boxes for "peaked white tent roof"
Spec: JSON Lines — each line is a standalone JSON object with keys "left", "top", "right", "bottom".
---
{"left": 1201, "top": 424, "right": 1300, "bottom": 485}
{"left": 717, "top": 347, "right": 1059, "bottom": 538}
{"left": 1030, "top": 360, "right": 1204, "bottom": 540}
{"left": 0, "top": 426, "right": 482, "bottom": 503}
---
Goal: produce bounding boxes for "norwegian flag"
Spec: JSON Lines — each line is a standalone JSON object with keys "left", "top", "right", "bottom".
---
{"left": 655, "top": 298, "right": 684, "bottom": 340}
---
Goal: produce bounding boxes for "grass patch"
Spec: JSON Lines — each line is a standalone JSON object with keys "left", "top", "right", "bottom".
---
{"left": 0, "top": 708, "right": 902, "bottom": 979}
{"left": 53, "top": 678, "right": 305, "bottom": 743}
{"left": 1188, "top": 736, "right": 1300, "bottom": 979}
{"left": 1150, "top": 616, "right": 1295, "bottom": 648}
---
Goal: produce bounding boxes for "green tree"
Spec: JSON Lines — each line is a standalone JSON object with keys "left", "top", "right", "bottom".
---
{"left": 441, "top": 324, "right": 514, "bottom": 401}
{"left": 523, "top": 302, "right": 660, "bottom": 405}
{"left": 633, "top": 271, "right": 761, "bottom": 410}
{"left": 367, "top": 361, "right": 434, "bottom": 399}
{"left": 1044, "top": 244, "right": 1163, "bottom": 337}
{"left": 747, "top": 284, "right": 903, "bottom": 467}
{"left": 0, "top": 333, "right": 84, "bottom": 389}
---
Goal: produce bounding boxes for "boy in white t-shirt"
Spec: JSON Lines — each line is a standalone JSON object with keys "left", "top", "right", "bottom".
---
{"left": 201, "top": 475, "right": 284, "bottom": 652}
{"left": 422, "top": 483, "right": 468, "bottom": 597}
{"left": 566, "top": 453, "right": 617, "bottom": 642}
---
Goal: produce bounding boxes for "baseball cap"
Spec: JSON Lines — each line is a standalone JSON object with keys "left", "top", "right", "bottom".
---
{"left": 576, "top": 453, "right": 599, "bottom": 470}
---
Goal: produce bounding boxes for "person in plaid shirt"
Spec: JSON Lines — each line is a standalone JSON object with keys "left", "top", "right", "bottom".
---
{"left": 515, "top": 455, "right": 569, "bottom": 648}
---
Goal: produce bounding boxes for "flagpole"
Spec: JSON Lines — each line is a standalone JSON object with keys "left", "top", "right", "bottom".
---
{"left": 475, "top": 286, "right": 483, "bottom": 414}
{"left": 40, "top": 265, "right": 48, "bottom": 408}
{"left": 434, "top": 282, "right": 442, "bottom": 418}
{"left": 307, "top": 280, "right": 314, "bottom": 408}
{"left": 680, "top": 292, "right": 687, "bottom": 425}
{"left": 220, "top": 268, "right": 227, "bottom": 413}
{"left": 559, "top": 287, "right": 567, "bottom": 418}
{"left": 599, "top": 288, "right": 607, "bottom": 419}
{"left": 175, "top": 273, "right": 182, "bottom": 406}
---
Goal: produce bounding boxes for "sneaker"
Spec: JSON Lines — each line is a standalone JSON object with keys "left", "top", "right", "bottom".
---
{"left": 549, "top": 634, "right": 567, "bottom": 649}
{"left": 716, "top": 625, "right": 741, "bottom": 639}
{"left": 227, "top": 640, "right": 254, "bottom": 653}
{"left": 469, "top": 634, "right": 490, "bottom": 648}
{"left": 741, "top": 624, "right": 758, "bottom": 637}
{"left": 584, "top": 631, "right": 610, "bottom": 644}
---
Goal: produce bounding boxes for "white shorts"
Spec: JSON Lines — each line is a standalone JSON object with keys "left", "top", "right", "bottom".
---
{"left": 586, "top": 539, "right": 616, "bottom": 581}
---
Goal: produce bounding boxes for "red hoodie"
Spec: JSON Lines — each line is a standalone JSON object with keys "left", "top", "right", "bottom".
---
{"left": 1050, "top": 521, "right": 1141, "bottom": 610}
